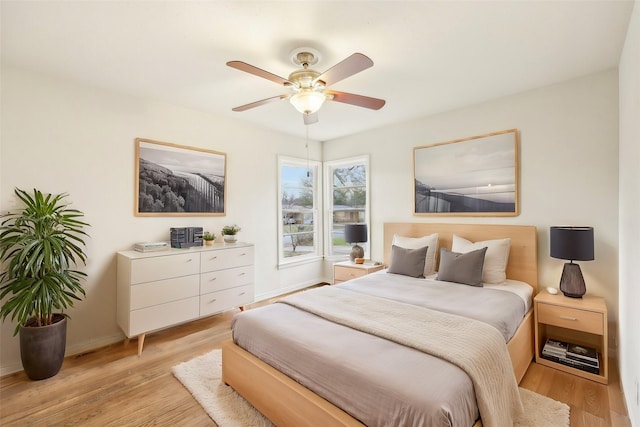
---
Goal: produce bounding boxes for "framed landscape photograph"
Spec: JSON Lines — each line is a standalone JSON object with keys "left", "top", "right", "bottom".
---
{"left": 135, "top": 138, "right": 226, "bottom": 216}
{"left": 413, "top": 129, "right": 519, "bottom": 216}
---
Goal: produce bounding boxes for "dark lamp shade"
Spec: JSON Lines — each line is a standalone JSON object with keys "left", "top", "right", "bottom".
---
{"left": 550, "top": 226, "right": 594, "bottom": 261}
{"left": 344, "top": 223, "right": 368, "bottom": 244}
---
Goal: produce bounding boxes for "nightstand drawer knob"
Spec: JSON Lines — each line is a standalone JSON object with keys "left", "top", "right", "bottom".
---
{"left": 559, "top": 316, "right": 577, "bottom": 321}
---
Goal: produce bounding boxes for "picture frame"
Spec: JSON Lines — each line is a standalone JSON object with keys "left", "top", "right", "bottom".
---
{"left": 413, "top": 129, "right": 519, "bottom": 216}
{"left": 135, "top": 138, "right": 226, "bottom": 216}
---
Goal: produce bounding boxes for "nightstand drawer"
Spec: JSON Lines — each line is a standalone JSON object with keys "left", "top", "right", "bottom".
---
{"left": 537, "top": 303, "right": 603, "bottom": 334}
{"left": 334, "top": 267, "right": 367, "bottom": 281}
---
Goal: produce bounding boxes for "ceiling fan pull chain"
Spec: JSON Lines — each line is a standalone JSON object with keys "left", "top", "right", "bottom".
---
{"left": 306, "top": 126, "right": 310, "bottom": 178}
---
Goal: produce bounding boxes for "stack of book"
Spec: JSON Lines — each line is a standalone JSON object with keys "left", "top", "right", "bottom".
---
{"left": 541, "top": 338, "right": 600, "bottom": 374}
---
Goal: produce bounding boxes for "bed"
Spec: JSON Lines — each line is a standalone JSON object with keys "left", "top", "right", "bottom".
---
{"left": 222, "top": 223, "right": 538, "bottom": 427}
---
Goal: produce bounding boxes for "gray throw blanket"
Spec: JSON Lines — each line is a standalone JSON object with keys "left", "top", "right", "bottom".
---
{"left": 280, "top": 286, "right": 523, "bottom": 427}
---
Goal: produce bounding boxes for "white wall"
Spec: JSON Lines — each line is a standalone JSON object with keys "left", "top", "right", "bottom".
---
{"left": 0, "top": 67, "right": 324, "bottom": 375}
{"left": 324, "top": 69, "right": 620, "bottom": 343}
{"left": 619, "top": 0, "right": 640, "bottom": 424}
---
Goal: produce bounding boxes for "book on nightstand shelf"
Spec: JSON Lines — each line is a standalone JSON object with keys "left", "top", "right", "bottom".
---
{"left": 567, "top": 343, "right": 600, "bottom": 367}
{"left": 542, "top": 338, "right": 599, "bottom": 374}
{"left": 542, "top": 338, "right": 568, "bottom": 356}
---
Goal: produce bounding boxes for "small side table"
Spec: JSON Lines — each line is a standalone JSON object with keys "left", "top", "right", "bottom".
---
{"left": 333, "top": 260, "right": 384, "bottom": 285}
{"left": 534, "top": 291, "right": 608, "bottom": 384}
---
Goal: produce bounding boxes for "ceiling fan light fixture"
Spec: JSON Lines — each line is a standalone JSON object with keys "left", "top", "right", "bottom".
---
{"left": 290, "top": 90, "right": 326, "bottom": 115}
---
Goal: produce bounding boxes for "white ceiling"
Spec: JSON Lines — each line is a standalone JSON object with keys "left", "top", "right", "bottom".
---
{"left": 1, "top": 1, "right": 634, "bottom": 141}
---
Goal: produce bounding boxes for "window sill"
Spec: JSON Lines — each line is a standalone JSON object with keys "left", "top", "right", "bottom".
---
{"left": 278, "top": 255, "right": 324, "bottom": 270}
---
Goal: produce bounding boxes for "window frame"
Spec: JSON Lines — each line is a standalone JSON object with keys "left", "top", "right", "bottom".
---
{"left": 323, "top": 155, "right": 371, "bottom": 261}
{"left": 277, "top": 155, "right": 323, "bottom": 268}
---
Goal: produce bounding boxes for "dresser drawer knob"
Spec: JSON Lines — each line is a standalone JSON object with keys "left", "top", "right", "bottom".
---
{"left": 210, "top": 256, "right": 217, "bottom": 261}
{"left": 559, "top": 315, "right": 577, "bottom": 321}
{"left": 209, "top": 298, "right": 217, "bottom": 303}
{"left": 210, "top": 277, "right": 217, "bottom": 281}
{"left": 239, "top": 292, "right": 246, "bottom": 296}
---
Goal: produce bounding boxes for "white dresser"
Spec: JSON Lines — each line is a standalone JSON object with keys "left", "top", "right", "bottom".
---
{"left": 117, "top": 242, "right": 254, "bottom": 354}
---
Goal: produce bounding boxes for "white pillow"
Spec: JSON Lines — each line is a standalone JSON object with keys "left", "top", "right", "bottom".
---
{"left": 451, "top": 235, "right": 511, "bottom": 284}
{"left": 392, "top": 233, "right": 439, "bottom": 276}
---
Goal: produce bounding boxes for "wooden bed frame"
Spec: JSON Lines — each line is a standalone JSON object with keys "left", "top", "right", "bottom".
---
{"left": 222, "top": 223, "right": 538, "bottom": 427}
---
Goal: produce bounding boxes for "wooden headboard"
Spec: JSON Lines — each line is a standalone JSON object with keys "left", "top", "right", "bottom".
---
{"left": 383, "top": 223, "right": 538, "bottom": 292}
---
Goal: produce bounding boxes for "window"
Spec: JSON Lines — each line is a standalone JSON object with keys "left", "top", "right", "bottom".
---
{"left": 324, "top": 155, "right": 370, "bottom": 259}
{"left": 278, "top": 156, "right": 322, "bottom": 266}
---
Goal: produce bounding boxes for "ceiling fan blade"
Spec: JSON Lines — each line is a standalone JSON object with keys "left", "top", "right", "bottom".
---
{"left": 303, "top": 112, "right": 319, "bottom": 125}
{"left": 325, "top": 90, "right": 386, "bottom": 110}
{"left": 232, "top": 94, "right": 290, "bottom": 112}
{"left": 315, "top": 53, "right": 374, "bottom": 87}
{"left": 227, "top": 61, "right": 293, "bottom": 86}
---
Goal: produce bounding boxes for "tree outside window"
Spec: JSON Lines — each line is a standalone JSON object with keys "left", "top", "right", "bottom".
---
{"left": 325, "top": 156, "right": 370, "bottom": 258}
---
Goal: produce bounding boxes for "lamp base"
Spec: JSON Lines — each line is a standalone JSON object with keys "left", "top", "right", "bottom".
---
{"left": 350, "top": 244, "right": 364, "bottom": 262}
{"left": 559, "top": 262, "right": 586, "bottom": 298}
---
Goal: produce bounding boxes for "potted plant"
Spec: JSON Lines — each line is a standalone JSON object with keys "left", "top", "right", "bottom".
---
{"left": 203, "top": 231, "right": 215, "bottom": 246}
{"left": 0, "top": 188, "right": 89, "bottom": 380}
{"left": 221, "top": 224, "right": 241, "bottom": 243}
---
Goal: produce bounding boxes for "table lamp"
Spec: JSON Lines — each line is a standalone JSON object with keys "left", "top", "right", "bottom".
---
{"left": 344, "top": 223, "right": 367, "bottom": 262}
{"left": 550, "top": 226, "right": 594, "bottom": 298}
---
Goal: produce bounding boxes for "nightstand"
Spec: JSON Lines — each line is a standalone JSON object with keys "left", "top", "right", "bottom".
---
{"left": 333, "top": 260, "right": 384, "bottom": 285}
{"left": 534, "top": 291, "right": 608, "bottom": 384}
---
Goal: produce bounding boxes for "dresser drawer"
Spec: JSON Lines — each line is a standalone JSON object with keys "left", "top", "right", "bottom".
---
{"left": 129, "top": 297, "right": 199, "bottom": 337}
{"left": 130, "top": 253, "right": 200, "bottom": 284}
{"left": 200, "top": 266, "right": 253, "bottom": 294}
{"left": 130, "top": 275, "right": 199, "bottom": 310}
{"left": 537, "top": 303, "right": 604, "bottom": 334}
{"left": 200, "top": 284, "right": 254, "bottom": 316}
{"left": 334, "top": 266, "right": 367, "bottom": 282}
{"left": 200, "top": 246, "right": 254, "bottom": 273}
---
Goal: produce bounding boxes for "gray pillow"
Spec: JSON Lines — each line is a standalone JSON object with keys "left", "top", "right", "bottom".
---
{"left": 436, "top": 247, "right": 488, "bottom": 287}
{"left": 387, "top": 244, "right": 428, "bottom": 278}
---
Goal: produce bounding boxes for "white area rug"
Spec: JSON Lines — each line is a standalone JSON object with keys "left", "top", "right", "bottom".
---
{"left": 173, "top": 349, "right": 570, "bottom": 427}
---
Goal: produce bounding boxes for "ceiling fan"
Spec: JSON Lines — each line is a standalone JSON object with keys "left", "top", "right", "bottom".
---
{"left": 227, "top": 49, "right": 386, "bottom": 125}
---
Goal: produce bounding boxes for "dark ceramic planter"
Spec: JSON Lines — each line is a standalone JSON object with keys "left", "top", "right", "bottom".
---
{"left": 19, "top": 314, "right": 67, "bottom": 380}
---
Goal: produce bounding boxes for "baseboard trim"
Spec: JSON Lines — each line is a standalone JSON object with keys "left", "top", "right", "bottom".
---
{"left": 65, "top": 333, "right": 125, "bottom": 358}
{"left": 1, "top": 332, "right": 125, "bottom": 377}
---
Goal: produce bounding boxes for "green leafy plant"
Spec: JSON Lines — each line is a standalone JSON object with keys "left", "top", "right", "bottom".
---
{"left": 221, "top": 225, "right": 241, "bottom": 236}
{"left": 203, "top": 231, "right": 215, "bottom": 241}
{"left": 0, "top": 188, "right": 90, "bottom": 335}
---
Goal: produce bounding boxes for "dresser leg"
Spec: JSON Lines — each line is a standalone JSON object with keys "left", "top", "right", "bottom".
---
{"left": 137, "top": 333, "right": 145, "bottom": 356}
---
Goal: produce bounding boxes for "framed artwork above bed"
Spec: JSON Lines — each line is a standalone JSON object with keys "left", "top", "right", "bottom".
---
{"left": 413, "top": 129, "right": 519, "bottom": 216}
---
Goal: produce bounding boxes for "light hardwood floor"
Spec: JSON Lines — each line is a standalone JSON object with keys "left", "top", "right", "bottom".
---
{"left": 0, "top": 301, "right": 632, "bottom": 427}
